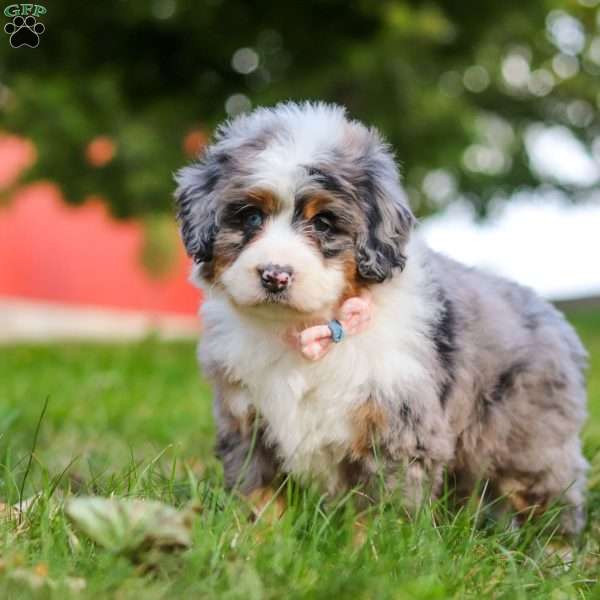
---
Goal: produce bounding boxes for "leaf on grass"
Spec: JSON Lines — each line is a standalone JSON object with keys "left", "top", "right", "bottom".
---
{"left": 3, "top": 561, "right": 85, "bottom": 593}
{"left": 65, "top": 497, "right": 195, "bottom": 557}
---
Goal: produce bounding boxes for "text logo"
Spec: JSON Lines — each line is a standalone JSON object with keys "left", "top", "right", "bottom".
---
{"left": 4, "top": 4, "right": 46, "bottom": 48}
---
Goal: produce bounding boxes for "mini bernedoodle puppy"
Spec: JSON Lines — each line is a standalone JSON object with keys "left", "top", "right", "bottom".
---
{"left": 175, "top": 102, "right": 588, "bottom": 534}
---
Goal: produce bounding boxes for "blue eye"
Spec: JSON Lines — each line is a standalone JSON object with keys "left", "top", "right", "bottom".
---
{"left": 245, "top": 210, "right": 264, "bottom": 228}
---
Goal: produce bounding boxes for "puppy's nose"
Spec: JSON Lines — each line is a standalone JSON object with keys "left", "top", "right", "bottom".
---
{"left": 257, "top": 264, "right": 294, "bottom": 293}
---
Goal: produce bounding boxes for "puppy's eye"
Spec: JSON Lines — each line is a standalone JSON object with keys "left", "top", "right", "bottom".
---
{"left": 244, "top": 209, "right": 264, "bottom": 229}
{"left": 312, "top": 212, "right": 335, "bottom": 233}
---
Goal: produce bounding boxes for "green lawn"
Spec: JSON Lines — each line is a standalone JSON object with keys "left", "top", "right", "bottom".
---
{"left": 1, "top": 309, "right": 599, "bottom": 599}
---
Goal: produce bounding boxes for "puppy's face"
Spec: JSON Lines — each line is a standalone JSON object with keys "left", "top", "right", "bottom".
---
{"left": 209, "top": 187, "right": 356, "bottom": 315}
{"left": 175, "top": 103, "right": 414, "bottom": 320}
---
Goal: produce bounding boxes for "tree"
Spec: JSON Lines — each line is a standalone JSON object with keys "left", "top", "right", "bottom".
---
{"left": 1, "top": 0, "right": 598, "bottom": 218}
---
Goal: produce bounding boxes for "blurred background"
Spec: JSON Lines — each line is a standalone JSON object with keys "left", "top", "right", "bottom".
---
{"left": 1, "top": 0, "right": 599, "bottom": 342}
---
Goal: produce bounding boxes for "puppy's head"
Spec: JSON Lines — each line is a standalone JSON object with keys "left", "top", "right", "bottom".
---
{"left": 175, "top": 102, "right": 414, "bottom": 319}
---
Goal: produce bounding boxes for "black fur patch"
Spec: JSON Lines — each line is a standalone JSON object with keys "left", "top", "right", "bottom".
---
{"left": 215, "top": 428, "right": 242, "bottom": 459}
{"left": 399, "top": 401, "right": 422, "bottom": 428}
{"left": 321, "top": 246, "right": 344, "bottom": 259}
{"left": 215, "top": 427, "right": 279, "bottom": 493}
{"left": 523, "top": 311, "right": 540, "bottom": 331}
{"left": 400, "top": 401, "right": 412, "bottom": 421}
{"left": 305, "top": 165, "right": 347, "bottom": 196}
{"left": 486, "top": 360, "right": 529, "bottom": 407}
{"left": 175, "top": 151, "right": 230, "bottom": 263}
{"left": 340, "top": 457, "right": 369, "bottom": 489}
{"left": 432, "top": 293, "right": 457, "bottom": 407}
{"left": 354, "top": 165, "right": 412, "bottom": 282}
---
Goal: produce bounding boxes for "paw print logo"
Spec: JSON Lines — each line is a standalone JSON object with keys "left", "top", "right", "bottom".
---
{"left": 4, "top": 15, "right": 45, "bottom": 48}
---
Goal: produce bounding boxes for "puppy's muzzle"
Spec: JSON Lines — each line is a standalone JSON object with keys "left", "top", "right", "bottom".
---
{"left": 257, "top": 263, "right": 294, "bottom": 294}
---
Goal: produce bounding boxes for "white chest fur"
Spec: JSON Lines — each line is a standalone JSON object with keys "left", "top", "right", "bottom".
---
{"left": 199, "top": 257, "right": 438, "bottom": 486}
{"left": 200, "top": 304, "right": 370, "bottom": 482}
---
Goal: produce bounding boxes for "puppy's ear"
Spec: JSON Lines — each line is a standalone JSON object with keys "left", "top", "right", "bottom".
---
{"left": 355, "top": 148, "right": 415, "bottom": 283}
{"left": 174, "top": 151, "right": 227, "bottom": 263}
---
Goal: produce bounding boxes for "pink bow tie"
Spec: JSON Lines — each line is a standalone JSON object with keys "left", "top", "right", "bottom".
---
{"left": 285, "top": 291, "right": 372, "bottom": 361}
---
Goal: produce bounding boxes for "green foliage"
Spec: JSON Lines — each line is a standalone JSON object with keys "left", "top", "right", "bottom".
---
{"left": 1, "top": 1, "right": 599, "bottom": 218}
{"left": 140, "top": 215, "right": 179, "bottom": 277}
{"left": 0, "top": 309, "right": 598, "bottom": 597}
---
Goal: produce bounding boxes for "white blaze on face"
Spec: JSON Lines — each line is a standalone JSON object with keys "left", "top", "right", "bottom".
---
{"left": 219, "top": 207, "right": 346, "bottom": 315}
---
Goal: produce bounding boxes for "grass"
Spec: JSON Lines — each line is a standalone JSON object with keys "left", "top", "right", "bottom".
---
{"left": 0, "top": 309, "right": 599, "bottom": 598}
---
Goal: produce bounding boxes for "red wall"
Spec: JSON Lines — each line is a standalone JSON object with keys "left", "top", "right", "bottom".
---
{"left": 0, "top": 182, "right": 199, "bottom": 316}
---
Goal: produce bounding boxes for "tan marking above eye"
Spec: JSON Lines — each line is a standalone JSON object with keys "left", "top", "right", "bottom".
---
{"left": 301, "top": 194, "right": 333, "bottom": 221}
{"left": 245, "top": 189, "right": 278, "bottom": 214}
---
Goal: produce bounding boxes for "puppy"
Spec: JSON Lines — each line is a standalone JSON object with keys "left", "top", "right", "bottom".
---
{"left": 175, "top": 102, "right": 588, "bottom": 533}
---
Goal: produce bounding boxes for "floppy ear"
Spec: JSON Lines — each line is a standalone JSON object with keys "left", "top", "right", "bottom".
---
{"left": 174, "top": 151, "right": 227, "bottom": 264}
{"left": 355, "top": 152, "right": 415, "bottom": 283}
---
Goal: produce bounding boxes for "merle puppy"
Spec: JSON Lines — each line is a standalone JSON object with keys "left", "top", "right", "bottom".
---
{"left": 175, "top": 102, "right": 588, "bottom": 533}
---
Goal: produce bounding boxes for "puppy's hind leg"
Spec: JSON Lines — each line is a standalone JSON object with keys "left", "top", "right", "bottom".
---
{"left": 538, "top": 440, "right": 587, "bottom": 536}
{"left": 495, "top": 438, "right": 588, "bottom": 537}
{"left": 482, "top": 340, "right": 588, "bottom": 536}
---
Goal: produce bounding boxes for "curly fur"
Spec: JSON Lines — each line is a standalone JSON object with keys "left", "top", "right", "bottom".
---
{"left": 175, "top": 101, "right": 588, "bottom": 534}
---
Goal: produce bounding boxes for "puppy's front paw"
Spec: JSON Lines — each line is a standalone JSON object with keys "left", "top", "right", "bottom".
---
{"left": 246, "top": 487, "right": 286, "bottom": 523}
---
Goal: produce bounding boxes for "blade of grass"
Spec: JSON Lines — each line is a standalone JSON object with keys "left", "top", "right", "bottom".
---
{"left": 18, "top": 395, "right": 49, "bottom": 523}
